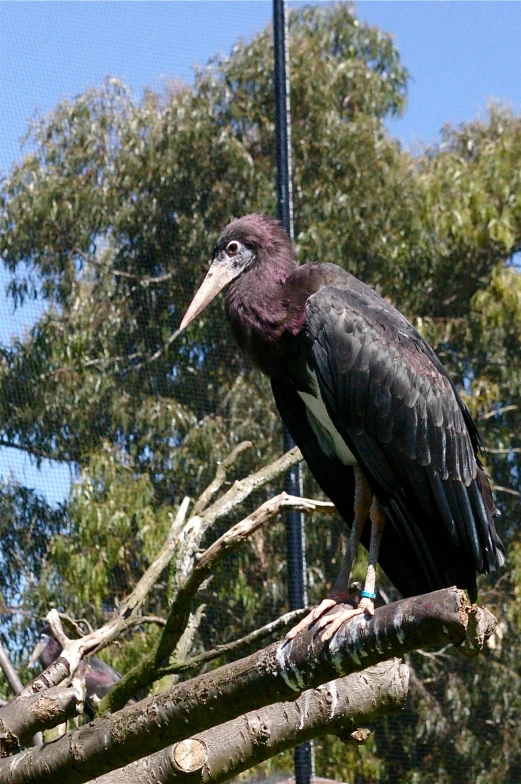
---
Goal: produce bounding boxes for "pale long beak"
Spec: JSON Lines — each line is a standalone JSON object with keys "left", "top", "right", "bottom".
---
{"left": 180, "top": 262, "right": 235, "bottom": 331}
{"left": 28, "top": 637, "right": 48, "bottom": 667}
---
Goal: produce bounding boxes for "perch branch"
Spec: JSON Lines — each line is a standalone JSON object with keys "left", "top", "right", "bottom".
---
{"left": 0, "top": 640, "right": 43, "bottom": 748}
{"left": 88, "top": 659, "right": 409, "bottom": 784}
{"left": 0, "top": 588, "right": 496, "bottom": 784}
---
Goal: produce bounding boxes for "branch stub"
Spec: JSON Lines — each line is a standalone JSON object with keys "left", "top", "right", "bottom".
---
{"left": 172, "top": 738, "right": 208, "bottom": 772}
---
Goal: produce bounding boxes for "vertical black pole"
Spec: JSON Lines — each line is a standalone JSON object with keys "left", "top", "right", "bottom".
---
{"left": 273, "top": 2, "right": 314, "bottom": 783}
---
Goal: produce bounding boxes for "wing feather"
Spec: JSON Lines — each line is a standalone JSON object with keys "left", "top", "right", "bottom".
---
{"left": 304, "top": 283, "right": 503, "bottom": 597}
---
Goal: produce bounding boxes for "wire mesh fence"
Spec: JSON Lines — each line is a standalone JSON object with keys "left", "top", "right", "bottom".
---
{"left": 0, "top": 3, "right": 520, "bottom": 783}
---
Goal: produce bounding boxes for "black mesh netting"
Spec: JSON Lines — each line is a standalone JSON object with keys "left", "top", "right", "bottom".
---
{"left": 0, "top": 3, "right": 519, "bottom": 783}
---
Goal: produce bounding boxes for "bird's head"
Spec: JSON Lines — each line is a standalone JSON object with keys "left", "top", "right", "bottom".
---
{"left": 180, "top": 214, "right": 294, "bottom": 331}
{"left": 28, "top": 624, "right": 61, "bottom": 668}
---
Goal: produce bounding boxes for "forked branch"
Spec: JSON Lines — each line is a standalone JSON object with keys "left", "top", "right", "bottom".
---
{"left": 0, "top": 588, "right": 496, "bottom": 784}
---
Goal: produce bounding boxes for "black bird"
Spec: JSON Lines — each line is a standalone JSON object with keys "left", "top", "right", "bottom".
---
{"left": 180, "top": 215, "right": 504, "bottom": 640}
{"left": 29, "top": 626, "right": 123, "bottom": 718}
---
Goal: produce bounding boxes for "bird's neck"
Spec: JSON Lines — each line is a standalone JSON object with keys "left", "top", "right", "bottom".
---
{"left": 225, "top": 256, "right": 300, "bottom": 375}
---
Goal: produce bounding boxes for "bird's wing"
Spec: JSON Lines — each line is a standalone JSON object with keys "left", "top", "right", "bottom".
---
{"left": 272, "top": 372, "right": 458, "bottom": 600}
{"left": 305, "top": 284, "right": 503, "bottom": 599}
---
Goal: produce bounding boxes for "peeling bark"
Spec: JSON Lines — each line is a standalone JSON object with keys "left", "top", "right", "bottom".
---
{"left": 0, "top": 640, "right": 43, "bottom": 748}
{"left": 0, "top": 588, "right": 496, "bottom": 784}
{"left": 0, "top": 681, "right": 84, "bottom": 756}
{"left": 88, "top": 659, "right": 408, "bottom": 784}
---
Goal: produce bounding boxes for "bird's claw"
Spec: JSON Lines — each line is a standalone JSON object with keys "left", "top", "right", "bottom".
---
{"left": 286, "top": 596, "right": 375, "bottom": 642}
{"left": 285, "top": 598, "right": 338, "bottom": 640}
{"left": 318, "top": 597, "right": 375, "bottom": 641}
{"left": 357, "top": 597, "right": 375, "bottom": 616}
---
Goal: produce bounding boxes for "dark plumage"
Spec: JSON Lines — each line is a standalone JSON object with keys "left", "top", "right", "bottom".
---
{"left": 29, "top": 626, "right": 124, "bottom": 719}
{"left": 181, "top": 214, "right": 504, "bottom": 627}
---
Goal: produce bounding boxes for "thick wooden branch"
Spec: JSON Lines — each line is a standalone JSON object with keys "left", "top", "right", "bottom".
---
{"left": 88, "top": 659, "right": 409, "bottom": 784}
{"left": 0, "top": 680, "right": 84, "bottom": 757}
{"left": 0, "top": 640, "right": 44, "bottom": 750}
{"left": 0, "top": 588, "right": 496, "bottom": 784}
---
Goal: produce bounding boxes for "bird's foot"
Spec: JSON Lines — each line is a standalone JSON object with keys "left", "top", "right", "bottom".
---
{"left": 285, "top": 595, "right": 374, "bottom": 642}
{"left": 317, "top": 596, "right": 375, "bottom": 641}
{"left": 285, "top": 597, "right": 340, "bottom": 640}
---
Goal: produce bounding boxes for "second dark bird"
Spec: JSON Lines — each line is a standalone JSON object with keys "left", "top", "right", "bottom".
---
{"left": 29, "top": 625, "right": 124, "bottom": 719}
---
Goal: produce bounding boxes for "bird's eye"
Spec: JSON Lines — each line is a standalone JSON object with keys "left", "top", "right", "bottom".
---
{"left": 226, "top": 241, "right": 239, "bottom": 256}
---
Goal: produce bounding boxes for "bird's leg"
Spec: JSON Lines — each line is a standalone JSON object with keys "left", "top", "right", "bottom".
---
{"left": 356, "top": 496, "right": 386, "bottom": 615}
{"left": 319, "top": 495, "right": 386, "bottom": 641}
{"left": 286, "top": 466, "right": 372, "bottom": 640}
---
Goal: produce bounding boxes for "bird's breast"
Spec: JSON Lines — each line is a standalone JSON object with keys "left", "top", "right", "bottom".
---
{"left": 297, "top": 368, "right": 357, "bottom": 467}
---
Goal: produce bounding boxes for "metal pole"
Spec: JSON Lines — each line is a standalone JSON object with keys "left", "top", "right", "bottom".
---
{"left": 273, "top": 2, "right": 314, "bottom": 782}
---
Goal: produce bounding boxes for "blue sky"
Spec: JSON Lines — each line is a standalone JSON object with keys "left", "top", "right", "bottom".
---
{"left": 1, "top": 1, "right": 521, "bottom": 505}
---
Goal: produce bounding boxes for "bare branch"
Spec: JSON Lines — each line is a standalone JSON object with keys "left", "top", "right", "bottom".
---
{"left": 0, "top": 589, "right": 496, "bottom": 784}
{"left": 193, "top": 446, "right": 302, "bottom": 541}
{"left": 492, "top": 484, "right": 521, "bottom": 498}
{"left": 189, "top": 493, "right": 334, "bottom": 587}
{"left": 482, "top": 404, "right": 518, "bottom": 420}
{"left": 0, "top": 640, "right": 44, "bottom": 748}
{"left": 0, "top": 640, "right": 24, "bottom": 696}
{"left": 88, "top": 659, "right": 409, "bottom": 784}
{"left": 0, "top": 680, "right": 84, "bottom": 757}
{"left": 158, "top": 608, "right": 309, "bottom": 678}
{"left": 192, "top": 441, "right": 253, "bottom": 516}
{"left": 171, "top": 605, "right": 206, "bottom": 671}
{"left": 486, "top": 446, "right": 521, "bottom": 454}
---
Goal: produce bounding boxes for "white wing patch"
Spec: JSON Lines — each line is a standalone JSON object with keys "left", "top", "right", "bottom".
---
{"left": 297, "top": 368, "right": 357, "bottom": 467}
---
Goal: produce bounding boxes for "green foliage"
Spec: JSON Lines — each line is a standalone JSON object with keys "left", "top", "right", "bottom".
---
{"left": 0, "top": 3, "right": 521, "bottom": 781}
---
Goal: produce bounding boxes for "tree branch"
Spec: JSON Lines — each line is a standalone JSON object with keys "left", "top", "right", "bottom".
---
{"left": 0, "top": 640, "right": 24, "bottom": 696}
{"left": 0, "top": 679, "right": 84, "bottom": 757}
{"left": 97, "top": 449, "right": 303, "bottom": 714}
{"left": 192, "top": 441, "right": 253, "bottom": 516}
{"left": 0, "top": 640, "right": 43, "bottom": 748}
{"left": 0, "top": 588, "right": 496, "bottom": 784}
{"left": 157, "top": 608, "right": 309, "bottom": 678}
{"left": 88, "top": 659, "right": 409, "bottom": 784}
{"left": 492, "top": 484, "right": 521, "bottom": 498}
{"left": 482, "top": 404, "right": 518, "bottom": 420}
